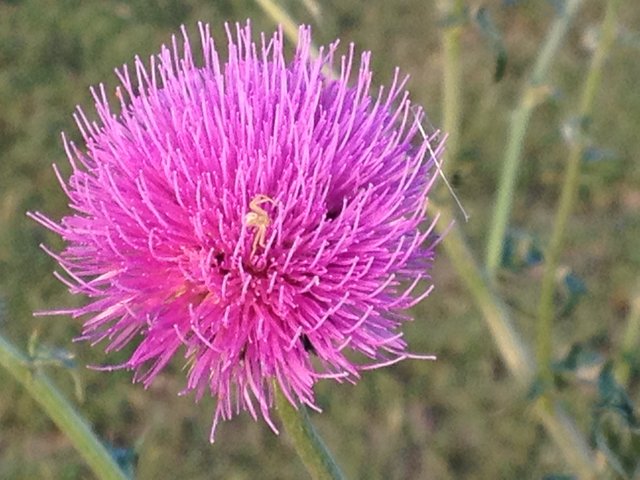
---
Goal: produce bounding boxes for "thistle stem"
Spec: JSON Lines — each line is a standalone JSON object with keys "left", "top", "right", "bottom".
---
{"left": 275, "top": 386, "right": 346, "bottom": 480}
{"left": 259, "top": 0, "right": 597, "bottom": 476}
{"left": 435, "top": 1, "right": 596, "bottom": 473}
{"left": 0, "top": 333, "right": 128, "bottom": 480}
{"left": 437, "top": 0, "right": 465, "bottom": 171}
{"left": 616, "top": 278, "right": 640, "bottom": 385}
{"left": 433, "top": 203, "right": 596, "bottom": 479}
{"left": 438, "top": 205, "right": 535, "bottom": 379}
{"left": 254, "top": 0, "right": 319, "bottom": 59}
{"left": 537, "top": 0, "right": 623, "bottom": 388}
{"left": 484, "top": 0, "right": 585, "bottom": 279}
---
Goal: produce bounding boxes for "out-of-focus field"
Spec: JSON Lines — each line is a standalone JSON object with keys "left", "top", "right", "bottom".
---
{"left": 1, "top": 1, "right": 639, "bottom": 479}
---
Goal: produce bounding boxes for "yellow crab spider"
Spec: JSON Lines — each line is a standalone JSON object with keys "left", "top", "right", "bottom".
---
{"left": 244, "top": 194, "right": 277, "bottom": 255}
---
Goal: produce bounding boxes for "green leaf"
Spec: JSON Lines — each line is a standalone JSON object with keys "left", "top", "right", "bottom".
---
{"left": 556, "top": 270, "right": 587, "bottom": 318}
{"left": 592, "top": 364, "right": 640, "bottom": 478}
{"left": 552, "top": 343, "right": 602, "bottom": 374}
{"left": 25, "top": 330, "right": 84, "bottom": 401}
{"left": 527, "top": 376, "right": 547, "bottom": 401}
{"left": 29, "top": 341, "right": 77, "bottom": 370}
{"left": 597, "top": 364, "right": 638, "bottom": 429}
{"left": 500, "top": 229, "right": 543, "bottom": 271}
{"left": 582, "top": 146, "right": 618, "bottom": 164}
{"left": 474, "top": 7, "right": 508, "bottom": 82}
{"left": 549, "top": 343, "right": 602, "bottom": 392}
{"left": 106, "top": 444, "right": 137, "bottom": 479}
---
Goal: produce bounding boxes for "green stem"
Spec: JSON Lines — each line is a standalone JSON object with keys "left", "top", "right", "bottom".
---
{"left": 616, "top": 279, "right": 640, "bottom": 385}
{"left": 437, "top": 204, "right": 535, "bottom": 380}
{"left": 437, "top": 0, "right": 465, "bottom": 171}
{"left": 254, "top": 0, "right": 320, "bottom": 59}
{"left": 254, "top": 0, "right": 300, "bottom": 42}
{"left": 434, "top": 0, "right": 594, "bottom": 474}
{"left": 484, "top": 0, "right": 585, "bottom": 279}
{"left": 0, "top": 334, "right": 128, "bottom": 480}
{"left": 537, "top": 0, "right": 622, "bottom": 388}
{"left": 275, "top": 386, "right": 346, "bottom": 480}
{"left": 534, "top": 402, "right": 597, "bottom": 480}
{"left": 433, "top": 203, "right": 596, "bottom": 478}
{"left": 259, "top": 0, "right": 596, "bottom": 475}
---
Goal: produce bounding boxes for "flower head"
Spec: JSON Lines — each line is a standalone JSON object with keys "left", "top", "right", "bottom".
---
{"left": 31, "top": 22, "right": 443, "bottom": 440}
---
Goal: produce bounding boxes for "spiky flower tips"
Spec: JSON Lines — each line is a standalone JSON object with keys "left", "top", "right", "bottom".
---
{"left": 31, "top": 22, "right": 443, "bottom": 441}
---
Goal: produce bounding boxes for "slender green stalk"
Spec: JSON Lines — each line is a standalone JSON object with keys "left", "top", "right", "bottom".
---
{"left": 437, "top": 0, "right": 465, "bottom": 170}
{"left": 254, "top": 0, "right": 319, "bottom": 59}
{"left": 436, "top": 204, "right": 535, "bottom": 381}
{"left": 484, "top": 0, "right": 585, "bottom": 279}
{"left": 255, "top": 0, "right": 300, "bottom": 42}
{"left": 616, "top": 279, "right": 640, "bottom": 384}
{"left": 433, "top": 5, "right": 596, "bottom": 472}
{"left": 258, "top": 0, "right": 597, "bottom": 475}
{"left": 433, "top": 203, "right": 596, "bottom": 478}
{"left": 537, "top": 0, "right": 623, "bottom": 388}
{"left": 0, "top": 334, "right": 128, "bottom": 480}
{"left": 534, "top": 401, "right": 597, "bottom": 480}
{"left": 275, "top": 386, "right": 346, "bottom": 480}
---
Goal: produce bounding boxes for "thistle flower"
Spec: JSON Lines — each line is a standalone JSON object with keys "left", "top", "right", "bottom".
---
{"left": 31, "top": 22, "right": 443, "bottom": 440}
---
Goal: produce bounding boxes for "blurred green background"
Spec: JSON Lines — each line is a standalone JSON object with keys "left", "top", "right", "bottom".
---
{"left": 1, "top": 0, "right": 639, "bottom": 478}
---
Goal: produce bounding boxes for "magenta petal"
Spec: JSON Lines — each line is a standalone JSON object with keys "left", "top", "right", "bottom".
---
{"left": 32, "top": 21, "right": 443, "bottom": 440}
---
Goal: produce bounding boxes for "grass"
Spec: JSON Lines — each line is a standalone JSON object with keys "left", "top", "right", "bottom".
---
{"left": 1, "top": 0, "right": 639, "bottom": 478}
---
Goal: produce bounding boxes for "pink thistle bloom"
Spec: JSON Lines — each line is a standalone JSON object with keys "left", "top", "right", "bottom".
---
{"left": 31, "top": 22, "right": 443, "bottom": 441}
